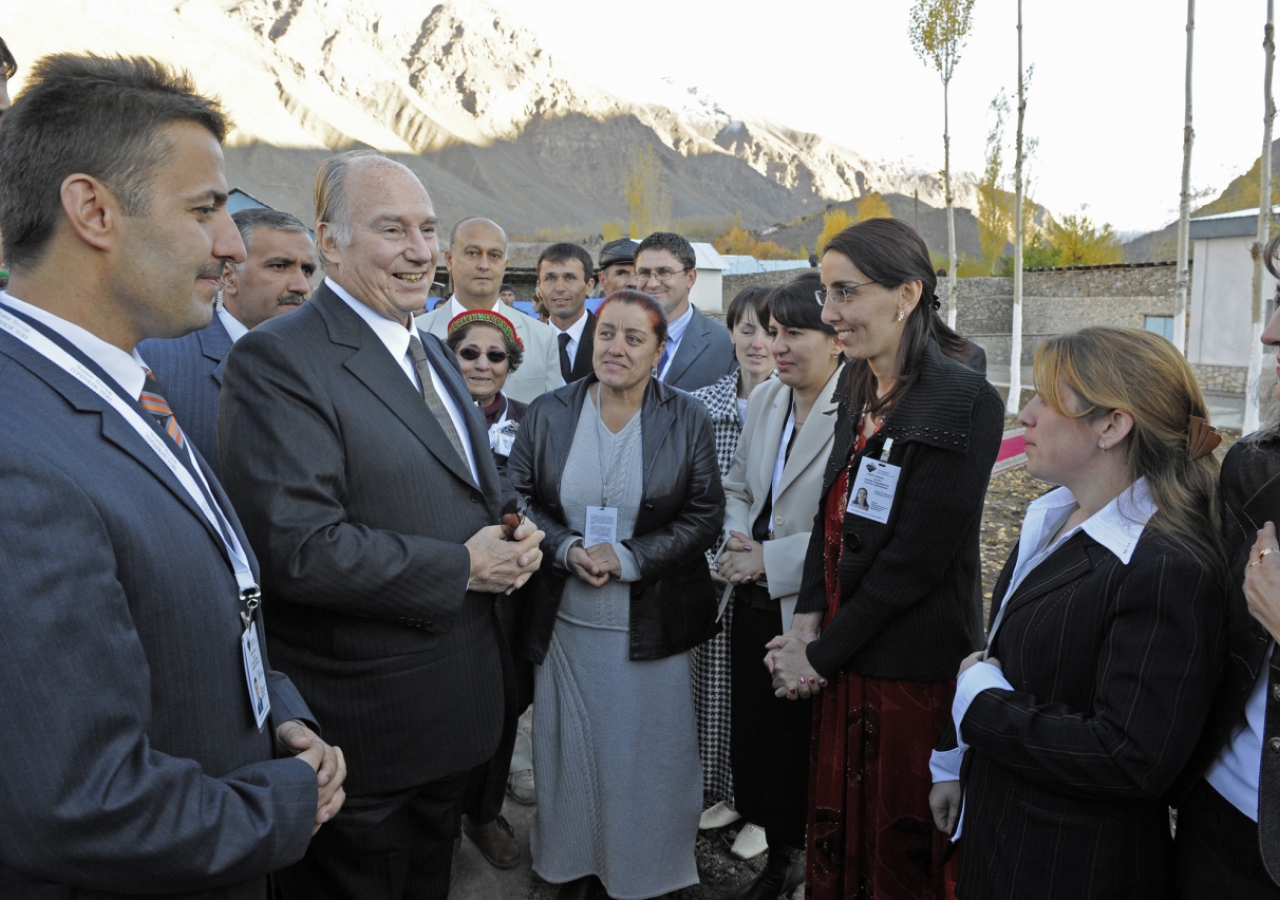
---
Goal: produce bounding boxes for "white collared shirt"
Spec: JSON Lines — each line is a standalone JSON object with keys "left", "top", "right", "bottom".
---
{"left": 1, "top": 291, "right": 148, "bottom": 400}
{"left": 930, "top": 478, "right": 1158, "bottom": 836}
{"left": 658, "top": 302, "right": 695, "bottom": 381}
{"left": 217, "top": 304, "right": 249, "bottom": 343}
{"left": 1205, "top": 648, "right": 1273, "bottom": 822}
{"left": 551, "top": 309, "right": 589, "bottom": 370}
{"left": 328, "top": 278, "right": 479, "bottom": 484}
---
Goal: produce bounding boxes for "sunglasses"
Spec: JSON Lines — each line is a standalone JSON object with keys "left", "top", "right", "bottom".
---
{"left": 458, "top": 347, "right": 510, "bottom": 364}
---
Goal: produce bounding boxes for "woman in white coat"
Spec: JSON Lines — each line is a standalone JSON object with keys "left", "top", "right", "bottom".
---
{"left": 715, "top": 280, "right": 844, "bottom": 900}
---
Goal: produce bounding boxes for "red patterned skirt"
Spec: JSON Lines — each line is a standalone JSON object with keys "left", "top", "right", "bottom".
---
{"left": 806, "top": 450, "right": 958, "bottom": 900}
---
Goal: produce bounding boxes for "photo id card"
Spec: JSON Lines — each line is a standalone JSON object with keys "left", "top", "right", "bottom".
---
{"left": 241, "top": 621, "right": 271, "bottom": 731}
{"left": 846, "top": 459, "right": 901, "bottom": 524}
{"left": 585, "top": 506, "right": 619, "bottom": 547}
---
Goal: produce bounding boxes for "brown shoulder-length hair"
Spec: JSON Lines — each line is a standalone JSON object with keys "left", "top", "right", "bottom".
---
{"left": 822, "top": 218, "right": 971, "bottom": 416}
{"left": 1035, "top": 326, "right": 1224, "bottom": 569}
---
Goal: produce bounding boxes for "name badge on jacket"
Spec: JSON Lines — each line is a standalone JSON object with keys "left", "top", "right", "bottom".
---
{"left": 847, "top": 459, "right": 901, "bottom": 524}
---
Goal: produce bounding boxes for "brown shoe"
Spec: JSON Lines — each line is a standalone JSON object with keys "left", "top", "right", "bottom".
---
{"left": 462, "top": 814, "right": 522, "bottom": 869}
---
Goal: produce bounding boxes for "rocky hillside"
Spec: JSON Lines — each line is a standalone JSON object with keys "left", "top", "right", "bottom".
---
{"left": 9, "top": 0, "right": 979, "bottom": 235}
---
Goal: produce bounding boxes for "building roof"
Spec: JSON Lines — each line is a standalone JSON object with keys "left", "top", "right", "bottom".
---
{"left": 1189, "top": 205, "right": 1280, "bottom": 240}
{"left": 719, "top": 255, "right": 811, "bottom": 276}
{"left": 691, "top": 242, "right": 728, "bottom": 271}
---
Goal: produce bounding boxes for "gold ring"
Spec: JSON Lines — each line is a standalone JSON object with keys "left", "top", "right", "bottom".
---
{"left": 1263, "top": 549, "right": 1276, "bottom": 559}
{"left": 1251, "top": 560, "right": 1262, "bottom": 569}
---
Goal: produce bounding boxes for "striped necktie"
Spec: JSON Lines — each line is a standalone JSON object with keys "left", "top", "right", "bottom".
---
{"left": 140, "top": 368, "right": 186, "bottom": 448}
{"left": 406, "top": 334, "right": 472, "bottom": 472}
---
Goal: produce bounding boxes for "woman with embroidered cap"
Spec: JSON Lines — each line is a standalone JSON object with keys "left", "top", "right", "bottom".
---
{"left": 937, "top": 327, "right": 1225, "bottom": 899}
{"left": 690, "top": 283, "right": 776, "bottom": 849}
{"left": 507, "top": 289, "right": 724, "bottom": 900}
{"left": 446, "top": 309, "right": 526, "bottom": 465}
{"left": 767, "top": 218, "right": 1003, "bottom": 900}
{"left": 1173, "top": 233, "right": 1280, "bottom": 900}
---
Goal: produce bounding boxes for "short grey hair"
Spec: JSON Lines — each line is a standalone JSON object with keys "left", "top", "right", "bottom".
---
{"left": 230, "top": 207, "right": 310, "bottom": 270}
{"left": 449, "top": 216, "right": 508, "bottom": 258}
{"left": 313, "top": 149, "right": 387, "bottom": 267}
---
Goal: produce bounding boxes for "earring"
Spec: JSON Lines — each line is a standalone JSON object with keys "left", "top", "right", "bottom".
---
{"left": 1099, "top": 443, "right": 1109, "bottom": 453}
{"left": 896, "top": 310, "right": 905, "bottom": 322}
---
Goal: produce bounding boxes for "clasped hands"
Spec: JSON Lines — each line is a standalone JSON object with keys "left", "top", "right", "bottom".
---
{"left": 929, "top": 650, "right": 1006, "bottom": 837}
{"left": 277, "top": 720, "right": 347, "bottom": 835}
{"left": 567, "top": 541, "right": 622, "bottom": 587}
{"left": 715, "top": 530, "right": 766, "bottom": 584}
{"left": 466, "top": 516, "right": 545, "bottom": 594}
{"left": 765, "top": 610, "right": 826, "bottom": 700}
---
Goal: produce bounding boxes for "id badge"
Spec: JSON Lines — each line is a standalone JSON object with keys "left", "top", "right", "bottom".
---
{"left": 584, "top": 506, "right": 619, "bottom": 546}
{"left": 241, "top": 621, "right": 271, "bottom": 731}
{"left": 846, "top": 459, "right": 901, "bottom": 524}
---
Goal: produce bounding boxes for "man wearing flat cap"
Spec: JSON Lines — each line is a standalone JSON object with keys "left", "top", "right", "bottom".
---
{"left": 595, "top": 238, "right": 638, "bottom": 298}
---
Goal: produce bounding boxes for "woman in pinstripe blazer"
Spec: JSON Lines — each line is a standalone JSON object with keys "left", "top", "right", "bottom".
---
{"left": 934, "top": 328, "right": 1226, "bottom": 900}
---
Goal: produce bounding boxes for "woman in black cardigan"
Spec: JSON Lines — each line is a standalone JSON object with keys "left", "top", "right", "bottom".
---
{"left": 943, "top": 328, "right": 1224, "bottom": 900}
{"left": 767, "top": 218, "right": 1004, "bottom": 900}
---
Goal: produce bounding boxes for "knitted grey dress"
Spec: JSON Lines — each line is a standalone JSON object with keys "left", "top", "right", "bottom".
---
{"left": 530, "top": 392, "right": 701, "bottom": 900}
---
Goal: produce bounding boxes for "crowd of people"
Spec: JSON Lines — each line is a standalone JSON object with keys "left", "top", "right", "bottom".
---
{"left": 11, "top": 43, "right": 1280, "bottom": 900}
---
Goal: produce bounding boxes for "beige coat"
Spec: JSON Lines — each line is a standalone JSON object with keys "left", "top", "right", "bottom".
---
{"left": 416, "top": 298, "right": 562, "bottom": 404}
{"left": 722, "top": 365, "right": 842, "bottom": 632}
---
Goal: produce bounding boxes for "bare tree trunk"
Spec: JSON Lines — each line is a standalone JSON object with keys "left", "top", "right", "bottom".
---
{"left": 1174, "top": 0, "right": 1194, "bottom": 355}
{"left": 1007, "top": 0, "right": 1025, "bottom": 416}
{"left": 1247, "top": 1, "right": 1276, "bottom": 434}
{"left": 945, "top": 79, "right": 958, "bottom": 329}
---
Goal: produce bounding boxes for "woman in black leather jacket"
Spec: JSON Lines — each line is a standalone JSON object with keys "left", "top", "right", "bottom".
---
{"left": 507, "top": 289, "right": 724, "bottom": 900}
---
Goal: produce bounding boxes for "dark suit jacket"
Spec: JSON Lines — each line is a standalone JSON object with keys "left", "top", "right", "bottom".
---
{"left": 559, "top": 310, "right": 595, "bottom": 383}
{"left": 218, "top": 284, "right": 508, "bottom": 796}
{"left": 138, "top": 311, "right": 234, "bottom": 481}
{"left": 957, "top": 526, "right": 1224, "bottom": 900}
{"left": 508, "top": 376, "right": 725, "bottom": 663}
{"left": 663, "top": 306, "right": 735, "bottom": 392}
{"left": 0, "top": 313, "right": 316, "bottom": 899}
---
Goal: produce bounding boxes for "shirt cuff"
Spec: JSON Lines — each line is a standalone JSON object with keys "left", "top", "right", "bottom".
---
{"left": 615, "top": 545, "right": 642, "bottom": 583}
{"left": 953, "top": 661, "right": 1014, "bottom": 748}
{"left": 929, "top": 747, "right": 965, "bottom": 783}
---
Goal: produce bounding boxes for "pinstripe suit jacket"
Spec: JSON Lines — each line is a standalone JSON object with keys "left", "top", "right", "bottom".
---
{"left": 957, "top": 528, "right": 1225, "bottom": 900}
{"left": 0, "top": 312, "right": 317, "bottom": 899}
{"left": 218, "top": 284, "right": 509, "bottom": 796}
{"left": 137, "top": 311, "right": 233, "bottom": 482}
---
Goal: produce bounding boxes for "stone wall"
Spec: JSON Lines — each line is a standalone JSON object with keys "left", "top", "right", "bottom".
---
{"left": 1192, "top": 363, "right": 1249, "bottom": 395}
{"left": 721, "top": 268, "right": 817, "bottom": 306}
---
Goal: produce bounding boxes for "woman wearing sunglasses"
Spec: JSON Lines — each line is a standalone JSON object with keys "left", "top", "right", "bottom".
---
{"left": 447, "top": 310, "right": 526, "bottom": 465}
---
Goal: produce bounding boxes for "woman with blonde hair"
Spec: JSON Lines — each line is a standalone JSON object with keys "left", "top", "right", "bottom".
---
{"left": 935, "top": 326, "right": 1226, "bottom": 899}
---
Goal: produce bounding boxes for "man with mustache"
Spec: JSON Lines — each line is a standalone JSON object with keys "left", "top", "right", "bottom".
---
{"left": 139, "top": 207, "right": 315, "bottom": 480}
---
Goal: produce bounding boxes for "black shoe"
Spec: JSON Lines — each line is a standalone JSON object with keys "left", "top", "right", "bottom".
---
{"left": 557, "top": 875, "right": 602, "bottom": 900}
{"left": 717, "top": 844, "right": 803, "bottom": 900}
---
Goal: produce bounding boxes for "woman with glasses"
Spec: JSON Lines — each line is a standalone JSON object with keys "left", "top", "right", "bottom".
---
{"left": 712, "top": 280, "right": 843, "bottom": 900}
{"left": 767, "top": 218, "right": 1003, "bottom": 900}
{"left": 689, "top": 284, "right": 776, "bottom": 849}
{"left": 508, "top": 290, "right": 724, "bottom": 900}
{"left": 446, "top": 310, "right": 526, "bottom": 465}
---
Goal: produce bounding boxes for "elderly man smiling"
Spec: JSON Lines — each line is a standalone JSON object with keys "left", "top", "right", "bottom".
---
{"left": 218, "top": 149, "right": 544, "bottom": 900}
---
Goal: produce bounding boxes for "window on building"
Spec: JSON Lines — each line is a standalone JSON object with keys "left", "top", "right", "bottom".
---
{"left": 1144, "top": 316, "right": 1174, "bottom": 341}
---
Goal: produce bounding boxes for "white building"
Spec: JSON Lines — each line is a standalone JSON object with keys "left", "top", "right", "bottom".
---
{"left": 1188, "top": 206, "right": 1279, "bottom": 378}
{"left": 689, "top": 243, "right": 728, "bottom": 313}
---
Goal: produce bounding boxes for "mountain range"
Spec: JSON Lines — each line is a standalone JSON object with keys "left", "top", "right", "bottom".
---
{"left": 9, "top": 0, "right": 979, "bottom": 239}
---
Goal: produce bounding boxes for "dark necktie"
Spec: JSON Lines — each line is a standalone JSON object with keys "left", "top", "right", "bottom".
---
{"left": 558, "top": 331, "right": 572, "bottom": 381}
{"left": 407, "top": 334, "right": 472, "bottom": 472}
{"left": 140, "top": 368, "right": 186, "bottom": 448}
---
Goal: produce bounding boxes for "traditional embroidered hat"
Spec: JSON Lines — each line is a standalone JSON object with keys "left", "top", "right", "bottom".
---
{"left": 447, "top": 310, "right": 524, "bottom": 350}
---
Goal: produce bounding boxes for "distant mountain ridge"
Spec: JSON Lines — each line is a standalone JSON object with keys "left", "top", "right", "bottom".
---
{"left": 11, "top": 0, "right": 981, "bottom": 235}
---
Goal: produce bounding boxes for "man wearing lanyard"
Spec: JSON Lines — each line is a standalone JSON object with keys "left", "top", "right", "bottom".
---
{"left": 632, "top": 231, "right": 734, "bottom": 392}
{"left": 0, "top": 55, "right": 345, "bottom": 899}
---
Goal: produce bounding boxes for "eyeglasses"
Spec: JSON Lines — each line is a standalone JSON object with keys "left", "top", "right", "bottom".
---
{"left": 635, "top": 266, "right": 692, "bottom": 283}
{"left": 816, "top": 280, "right": 880, "bottom": 306}
{"left": 458, "top": 347, "right": 510, "bottom": 364}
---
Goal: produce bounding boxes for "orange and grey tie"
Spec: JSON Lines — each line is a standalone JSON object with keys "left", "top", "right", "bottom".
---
{"left": 140, "top": 368, "right": 186, "bottom": 448}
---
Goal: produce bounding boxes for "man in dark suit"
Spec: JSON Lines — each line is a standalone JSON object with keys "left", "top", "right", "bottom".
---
{"left": 0, "top": 54, "right": 343, "bottom": 900}
{"left": 218, "top": 149, "right": 545, "bottom": 900}
{"left": 634, "top": 231, "right": 735, "bottom": 391}
{"left": 138, "top": 207, "right": 315, "bottom": 478}
{"left": 539, "top": 241, "right": 597, "bottom": 384}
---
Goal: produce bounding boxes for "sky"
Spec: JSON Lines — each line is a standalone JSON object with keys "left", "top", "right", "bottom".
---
{"left": 486, "top": 0, "right": 1269, "bottom": 237}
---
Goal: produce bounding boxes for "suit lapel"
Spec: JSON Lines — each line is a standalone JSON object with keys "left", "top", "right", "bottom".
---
{"left": 777, "top": 367, "right": 841, "bottom": 500}
{"left": 641, "top": 382, "right": 676, "bottom": 486}
{"left": 421, "top": 333, "right": 499, "bottom": 509}
{"left": 993, "top": 532, "right": 1102, "bottom": 644}
{"left": 571, "top": 311, "right": 596, "bottom": 381}
{"left": 320, "top": 289, "right": 479, "bottom": 490}
{"left": 199, "top": 313, "right": 233, "bottom": 386}
{"left": 663, "top": 307, "right": 707, "bottom": 386}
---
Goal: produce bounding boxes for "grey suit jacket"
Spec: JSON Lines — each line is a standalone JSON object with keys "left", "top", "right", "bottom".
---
{"left": 138, "top": 311, "right": 234, "bottom": 481}
{"left": 219, "top": 284, "right": 509, "bottom": 795}
{"left": 663, "top": 306, "right": 736, "bottom": 392}
{"left": 0, "top": 312, "right": 317, "bottom": 899}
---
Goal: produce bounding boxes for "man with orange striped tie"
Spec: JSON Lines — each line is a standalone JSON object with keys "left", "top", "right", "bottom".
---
{"left": 0, "top": 54, "right": 346, "bottom": 899}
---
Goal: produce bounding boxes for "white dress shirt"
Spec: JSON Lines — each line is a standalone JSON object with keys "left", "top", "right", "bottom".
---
{"left": 658, "top": 302, "right": 695, "bottom": 382}
{"left": 328, "top": 278, "right": 479, "bottom": 484}
{"left": 217, "top": 304, "right": 249, "bottom": 343}
{"left": 1, "top": 291, "right": 147, "bottom": 399}
{"left": 1205, "top": 646, "right": 1273, "bottom": 821}
{"left": 930, "top": 478, "right": 1157, "bottom": 837}
{"left": 550, "top": 309, "right": 590, "bottom": 371}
